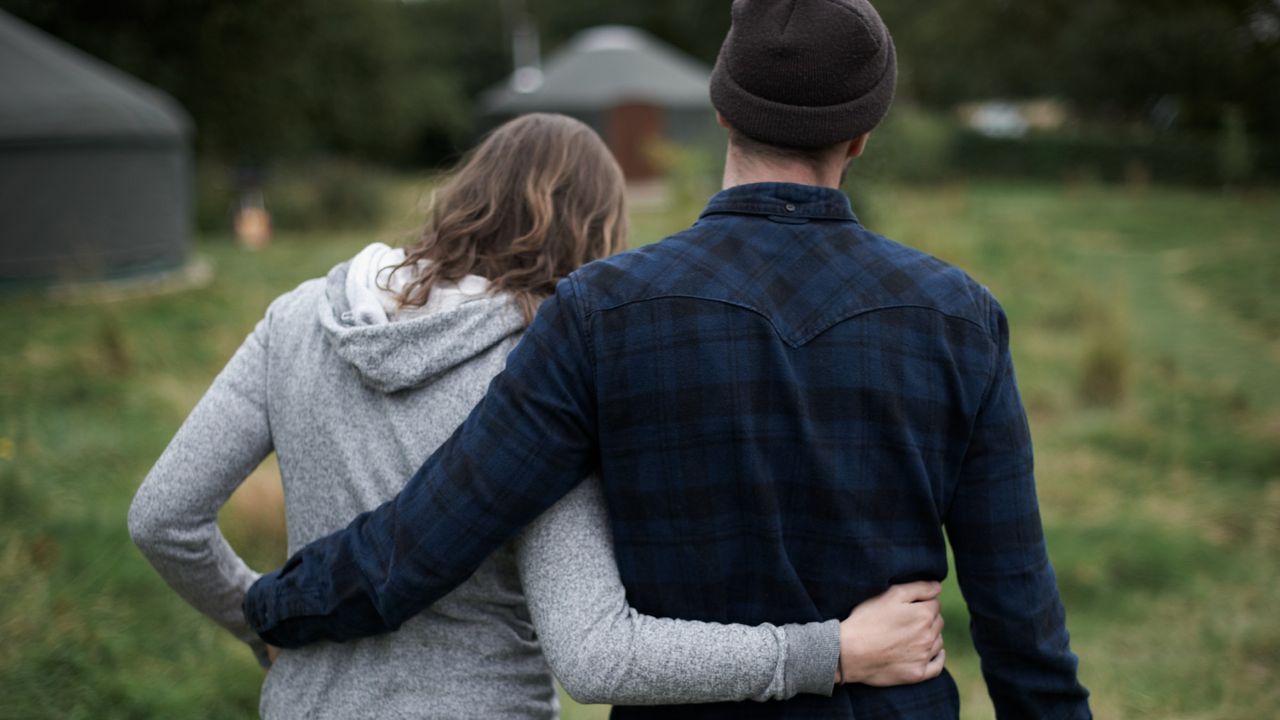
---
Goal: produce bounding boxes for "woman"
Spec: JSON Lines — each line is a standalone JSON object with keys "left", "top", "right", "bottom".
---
{"left": 129, "top": 113, "right": 943, "bottom": 718}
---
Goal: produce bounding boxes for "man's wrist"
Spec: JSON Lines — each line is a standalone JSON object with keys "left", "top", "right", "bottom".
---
{"left": 836, "top": 620, "right": 866, "bottom": 684}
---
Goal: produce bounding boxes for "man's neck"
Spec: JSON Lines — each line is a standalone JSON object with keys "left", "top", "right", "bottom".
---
{"left": 721, "top": 151, "right": 844, "bottom": 190}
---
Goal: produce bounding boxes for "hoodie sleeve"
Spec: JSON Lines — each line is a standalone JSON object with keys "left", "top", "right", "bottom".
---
{"left": 516, "top": 477, "right": 839, "bottom": 705}
{"left": 128, "top": 309, "right": 275, "bottom": 668}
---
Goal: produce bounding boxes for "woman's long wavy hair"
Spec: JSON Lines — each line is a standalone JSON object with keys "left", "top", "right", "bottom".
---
{"left": 387, "top": 113, "right": 628, "bottom": 322}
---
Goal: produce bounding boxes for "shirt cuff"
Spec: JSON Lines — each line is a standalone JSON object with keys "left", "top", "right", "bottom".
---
{"left": 242, "top": 569, "right": 335, "bottom": 647}
{"left": 782, "top": 619, "right": 841, "bottom": 698}
{"left": 242, "top": 571, "right": 278, "bottom": 639}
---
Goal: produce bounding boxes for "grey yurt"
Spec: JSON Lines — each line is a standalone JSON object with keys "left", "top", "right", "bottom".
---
{"left": 482, "top": 26, "right": 714, "bottom": 180}
{"left": 0, "top": 10, "right": 192, "bottom": 285}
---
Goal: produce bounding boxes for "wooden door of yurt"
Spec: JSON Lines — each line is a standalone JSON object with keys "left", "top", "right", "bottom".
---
{"left": 607, "top": 102, "right": 664, "bottom": 181}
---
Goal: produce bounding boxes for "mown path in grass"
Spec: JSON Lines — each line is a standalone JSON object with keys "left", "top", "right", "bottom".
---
{"left": 1, "top": 181, "right": 1276, "bottom": 719}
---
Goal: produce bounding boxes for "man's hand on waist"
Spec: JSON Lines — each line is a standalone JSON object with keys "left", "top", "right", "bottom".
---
{"left": 837, "top": 581, "right": 946, "bottom": 687}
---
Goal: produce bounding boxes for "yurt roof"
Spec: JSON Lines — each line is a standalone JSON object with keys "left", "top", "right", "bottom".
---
{"left": 482, "top": 26, "right": 712, "bottom": 114}
{"left": 0, "top": 10, "right": 191, "bottom": 146}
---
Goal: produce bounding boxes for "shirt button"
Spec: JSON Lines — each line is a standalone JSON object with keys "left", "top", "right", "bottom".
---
{"left": 785, "top": 203, "right": 796, "bottom": 212}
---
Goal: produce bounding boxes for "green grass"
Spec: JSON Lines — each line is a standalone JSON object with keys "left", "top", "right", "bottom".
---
{"left": 2, "top": 179, "right": 1277, "bottom": 719}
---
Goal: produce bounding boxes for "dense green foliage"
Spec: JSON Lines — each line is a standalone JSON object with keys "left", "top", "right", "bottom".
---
{"left": 940, "top": 126, "right": 1279, "bottom": 186}
{"left": 4, "top": 0, "right": 1276, "bottom": 168}
{"left": 2, "top": 180, "right": 1278, "bottom": 718}
{"left": 1, "top": 0, "right": 474, "bottom": 163}
{"left": 195, "top": 159, "right": 394, "bottom": 233}
{"left": 880, "top": 0, "right": 1280, "bottom": 132}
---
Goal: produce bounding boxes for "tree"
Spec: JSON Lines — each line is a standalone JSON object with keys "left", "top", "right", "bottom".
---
{"left": 877, "top": 0, "right": 1280, "bottom": 134}
{"left": 1, "top": 0, "right": 471, "bottom": 163}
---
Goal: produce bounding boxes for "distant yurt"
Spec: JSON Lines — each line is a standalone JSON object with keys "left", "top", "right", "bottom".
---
{"left": 0, "top": 10, "right": 193, "bottom": 285}
{"left": 482, "top": 26, "right": 715, "bottom": 181}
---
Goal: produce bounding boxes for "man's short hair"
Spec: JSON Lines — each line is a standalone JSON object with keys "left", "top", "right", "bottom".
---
{"left": 727, "top": 127, "right": 847, "bottom": 171}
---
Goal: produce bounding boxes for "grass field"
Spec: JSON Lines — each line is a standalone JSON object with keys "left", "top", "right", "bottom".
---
{"left": 2, "top": 179, "right": 1277, "bottom": 719}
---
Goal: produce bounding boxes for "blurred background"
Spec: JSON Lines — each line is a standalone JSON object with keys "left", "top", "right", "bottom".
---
{"left": 0, "top": 1, "right": 1277, "bottom": 718}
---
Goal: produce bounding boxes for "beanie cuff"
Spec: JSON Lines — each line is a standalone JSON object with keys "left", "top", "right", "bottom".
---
{"left": 710, "top": 36, "right": 897, "bottom": 149}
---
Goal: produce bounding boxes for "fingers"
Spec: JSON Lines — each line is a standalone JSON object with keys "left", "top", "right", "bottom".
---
{"left": 890, "top": 580, "right": 943, "bottom": 603}
{"left": 918, "top": 598, "right": 941, "bottom": 618}
{"left": 922, "top": 612, "right": 944, "bottom": 660}
{"left": 923, "top": 648, "right": 946, "bottom": 680}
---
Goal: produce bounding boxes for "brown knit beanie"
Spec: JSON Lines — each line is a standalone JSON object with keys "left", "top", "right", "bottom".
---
{"left": 710, "top": 0, "right": 897, "bottom": 149}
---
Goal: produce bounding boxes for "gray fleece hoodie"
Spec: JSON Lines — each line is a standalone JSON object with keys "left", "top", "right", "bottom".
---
{"left": 129, "top": 246, "right": 839, "bottom": 719}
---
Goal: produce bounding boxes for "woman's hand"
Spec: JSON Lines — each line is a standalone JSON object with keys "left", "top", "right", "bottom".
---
{"left": 836, "top": 581, "right": 946, "bottom": 686}
{"left": 267, "top": 644, "right": 281, "bottom": 664}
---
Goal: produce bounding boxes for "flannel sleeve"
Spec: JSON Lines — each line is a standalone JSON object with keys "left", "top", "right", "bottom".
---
{"left": 243, "top": 276, "right": 600, "bottom": 647}
{"left": 945, "top": 299, "right": 1091, "bottom": 719}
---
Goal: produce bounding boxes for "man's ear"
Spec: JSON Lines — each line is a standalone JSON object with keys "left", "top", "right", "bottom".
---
{"left": 848, "top": 133, "right": 871, "bottom": 159}
{"left": 716, "top": 112, "right": 731, "bottom": 130}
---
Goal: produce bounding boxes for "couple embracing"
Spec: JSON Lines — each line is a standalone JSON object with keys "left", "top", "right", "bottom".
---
{"left": 130, "top": 1, "right": 1090, "bottom": 717}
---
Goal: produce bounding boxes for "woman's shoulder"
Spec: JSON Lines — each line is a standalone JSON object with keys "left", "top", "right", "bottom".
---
{"left": 256, "top": 270, "right": 335, "bottom": 339}
{"left": 268, "top": 276, "right": 328, "bottom": 316}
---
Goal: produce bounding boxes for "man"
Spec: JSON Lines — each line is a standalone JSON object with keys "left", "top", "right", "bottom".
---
{"left": 246, "top": 0, "right": 1090, "bottom": 717}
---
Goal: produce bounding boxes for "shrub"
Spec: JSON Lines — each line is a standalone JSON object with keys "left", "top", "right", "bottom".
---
{"left": 1216, "top": 106, "right": 1254, "bottom": 187}
{"left": 194, "top": 161, "right": 237, "bottom": 234}
{"left": 266, "top": 159, "right": 390, "bottom": 232}
{"left": 863, "top": 105, "right": 957, "bottom": 184}
{"left": 1077, "top": 303, "right": 1131, "bottom": 408}
{"left": 649, "top": 139, "right": 721, "bottom": 216}
{"left": 952, "top": 130, "right": 1279, "bottom": 187}
{"left": 193, "top": 158, "right": 391, "bottom": 235}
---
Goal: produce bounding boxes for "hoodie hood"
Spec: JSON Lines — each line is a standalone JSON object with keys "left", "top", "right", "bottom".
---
{"left": 318, "top": 245, "right": 526, "bottom": 394}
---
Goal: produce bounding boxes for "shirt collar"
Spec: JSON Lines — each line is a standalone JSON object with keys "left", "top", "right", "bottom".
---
{"left": 698, "top": 182, "right": 858, "bottom": 223}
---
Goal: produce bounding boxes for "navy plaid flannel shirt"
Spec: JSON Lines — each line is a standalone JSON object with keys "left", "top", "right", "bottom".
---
{"left": 246, "top": 182, "right": 1089, "bottom": 719}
